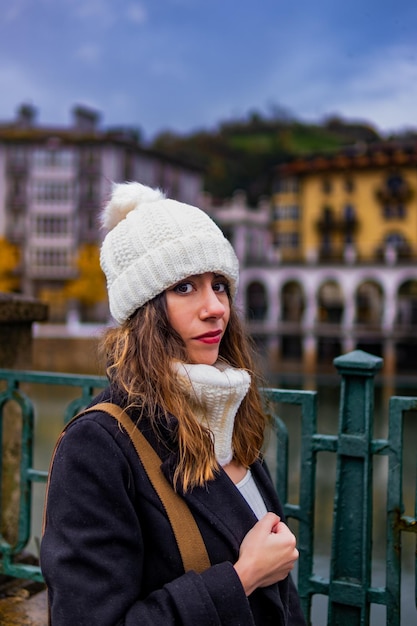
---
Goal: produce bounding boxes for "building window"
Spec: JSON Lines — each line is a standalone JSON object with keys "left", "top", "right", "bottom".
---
{"left": 274, "top": 177, "right": 299, "bottom": 193}
{"left": 343, "top": 204, "right": 355, "bottom": 221}
{"left": 320, "top": 233, "right": 332, "bottom": 257}
{"left": 385, "top": 232, "right": 407, "bottom": 248}
{"left": 8, "top": 176, "right": 26, "bottom": 202}
{"left": 344, "top": 178, "right": 355, "bottom": 193}
{"left": 35, "top": 216, "right": 70, "bottom": 236}
{"left": 33, "top": 181, "right": 73, "bottom": 202}
{"left": 383, "top": 204, "right": 405, "bottom": 219}
{"left": 8, "top": 146, "right": 27, "bottom": 167}
{"left": 82, "top": 149, "right": 100, "bottom": 167}
{"left": 381, "top": 232, "right": 411, "bottom": 260}
{"left": 273, "top": 204, "right": 300, "bottom": 220}
{"left": 387, "top": 173, "right": 404, "bottom": 195}
{"left": 86, "top": 180, "right": 98, "bottom": 202}
{"left": 343, "top": 204, "right": 357, "bottom": 245}
{"left": 322, "top": 178, "right": 332, "bottom": 194}
{"left": 246, "top": 281, "right": 268, "bottom": 321}
{"left": 33, "top": 148, "right": 74, "bottom": 168}
{"left": 376, "top": 172, "right": 413, "bottom": 206}
{"left": 274, "top": 232, "right": 300, "bottom": 248}
{"left": 318, "top": 206, "right": 336, "bottom": 230}
{"left": 34, "top": 248, "right": 71, "bottom": 268}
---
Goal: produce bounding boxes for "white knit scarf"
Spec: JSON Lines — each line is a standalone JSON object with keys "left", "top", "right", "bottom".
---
{"left": 173, "top": 361, "right": 251, "bottom": 466}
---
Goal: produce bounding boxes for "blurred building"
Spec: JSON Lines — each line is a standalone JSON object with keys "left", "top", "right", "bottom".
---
{"left": 2, "top": 104, "right": 417, "bottom": 377}
{"left": 272, "top": 140, "right": 417, "bottom": 265}
{"left": 0, "top": 103, "right": 203, "bottom": 321}
{"left": 224, "top": 140, "right": 417, "bottom": 377}
{"left": 202, "top": 190, "right": 274, "bottom": 268}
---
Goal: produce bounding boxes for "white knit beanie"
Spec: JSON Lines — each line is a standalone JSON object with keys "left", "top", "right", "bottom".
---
{"left": 100, "top": 182, "right": 239, "bottom": 324}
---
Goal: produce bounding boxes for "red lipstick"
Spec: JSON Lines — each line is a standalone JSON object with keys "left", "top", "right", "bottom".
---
{"left": 194, "top": 330, "right": 222, "bottom": 344}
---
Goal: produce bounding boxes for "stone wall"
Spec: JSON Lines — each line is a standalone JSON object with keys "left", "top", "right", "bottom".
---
{"left": 32, "top": 337, "right": 105, "bottom": 375}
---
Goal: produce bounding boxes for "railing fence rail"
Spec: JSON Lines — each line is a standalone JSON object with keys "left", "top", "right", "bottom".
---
{"left": 0, "top": 350, "right": 416, "bottom": 625}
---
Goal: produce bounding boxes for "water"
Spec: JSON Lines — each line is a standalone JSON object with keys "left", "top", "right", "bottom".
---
{"left": 24, "top": 377, "right": 417, "bottom": 625}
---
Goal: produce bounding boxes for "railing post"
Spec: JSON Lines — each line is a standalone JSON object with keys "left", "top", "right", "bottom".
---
{"left": 0, "top": 293, "right": 48, "bottom": 546}
{"left": 0, "top": 293, "right": 48, "bottom": 369}
{"left": 328, "top": 349, "right": 383, "bottom": 625}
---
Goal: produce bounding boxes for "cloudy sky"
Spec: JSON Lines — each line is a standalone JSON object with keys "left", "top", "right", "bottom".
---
{"left": 1, "top": 0, "right": 416, "bottom": 140}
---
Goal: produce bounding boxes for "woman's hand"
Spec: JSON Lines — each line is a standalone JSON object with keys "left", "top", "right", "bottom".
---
{"left": 233, "top": 512, "right": 299, "bottom": 596}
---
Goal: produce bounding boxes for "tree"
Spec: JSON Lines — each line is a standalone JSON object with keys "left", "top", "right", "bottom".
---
{"left": 151, "top": 108, "right": 382, "bottom": 202}
{"left": 0, "top": 238, "right": 20, "bottom": 292}
{"left": 64, "top": 244, "right": 107, "bottom": 306}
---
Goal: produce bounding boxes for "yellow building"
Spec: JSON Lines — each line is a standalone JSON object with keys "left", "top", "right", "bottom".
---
{"left": 272, "top": 141, "right": 417, "bottom": 265}
{"left": 233, "top": 140, "right": 417, "bottom": 378}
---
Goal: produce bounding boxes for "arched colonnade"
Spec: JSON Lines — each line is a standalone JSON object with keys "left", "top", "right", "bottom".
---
{"left": 237, "top": 265, "right": 417, "bottom": 376}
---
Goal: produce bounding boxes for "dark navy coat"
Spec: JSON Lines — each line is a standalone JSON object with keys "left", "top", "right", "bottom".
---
{"left": 41, "top": 388, "right": 306, "bottom": 626}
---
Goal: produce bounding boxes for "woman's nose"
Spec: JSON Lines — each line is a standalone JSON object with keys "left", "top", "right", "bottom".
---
{"left": 200, "top": 289, "right": 226, "bottom": 318}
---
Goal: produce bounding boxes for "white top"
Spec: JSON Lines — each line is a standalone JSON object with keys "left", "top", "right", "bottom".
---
{"left": 236, "top": 469, "right": 268, "bottom": 520}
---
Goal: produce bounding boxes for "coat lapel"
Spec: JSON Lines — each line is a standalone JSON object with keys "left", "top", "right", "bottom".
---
{"left": 161, "top": 452, "right": 258, "bottom": 555}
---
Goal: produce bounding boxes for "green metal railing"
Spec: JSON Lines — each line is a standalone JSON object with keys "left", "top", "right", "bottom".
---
{"left": 0, "top": 370, "right": 106, "bottom": 582}
{"left": 0, "top": 350, "right": 416, "bottom": 625}
{"left": 265, "top": 351, "right": 417, "bottom": 624}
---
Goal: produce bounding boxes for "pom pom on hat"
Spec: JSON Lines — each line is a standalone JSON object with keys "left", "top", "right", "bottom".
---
{"left": 100, "top": 182, "right": 164, "bottom": 230}
{"left": 100, "top": 182, "right": 239, "bottom": 324}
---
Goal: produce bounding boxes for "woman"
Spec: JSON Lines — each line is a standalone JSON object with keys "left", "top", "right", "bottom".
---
{"left": 41, "top": 182, "right": 306, "bottom": 625}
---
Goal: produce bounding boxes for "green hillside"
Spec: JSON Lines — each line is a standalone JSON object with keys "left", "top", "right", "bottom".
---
{"left": 151, "top": 111, "right": 381, "bottom": 203}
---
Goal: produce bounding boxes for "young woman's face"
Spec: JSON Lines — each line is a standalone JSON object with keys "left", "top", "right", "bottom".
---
{"left": 165, "top": 272, "right": 231, "bottom": 365}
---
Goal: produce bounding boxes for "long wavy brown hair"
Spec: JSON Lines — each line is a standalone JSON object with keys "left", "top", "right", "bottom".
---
{"left": 100, "top": 292, "right": 268, "bottom": 492}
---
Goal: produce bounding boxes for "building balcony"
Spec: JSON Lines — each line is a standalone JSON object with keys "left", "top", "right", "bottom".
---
{"left": 7, "top": 197, "right": 27, "bottom": 211}
{"left": 78, "top": 162, "right": 101, "bottom": 175}
{"left": 316, "top": 215, "right": 338, "bottom": 232}
{"left": 375, "top": 184, "right": 413, "bottom": 204}
{"left": 6, "top": 161, "right": 28, "bottom": 175}
{"left": 339, "top": 216, "right": 359, "bottom": 232}
{"left": 317, "top": 249, "right": 345, "bottom": 263}
{"left": 26, "top": 265, "right": 76, "bottom": 280}
{"left": 316, "top": 215, "right": 358, "bottom": 233}
{"left": 374, "top": 244, "right": 413, "bottom": 263}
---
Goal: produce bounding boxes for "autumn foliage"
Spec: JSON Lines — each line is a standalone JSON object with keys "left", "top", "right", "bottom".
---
{"left": 0, "top": 238, "right": 20, "bottom": 292}
{"left": 64, "top": 244, "right": 107, "bottom": 306}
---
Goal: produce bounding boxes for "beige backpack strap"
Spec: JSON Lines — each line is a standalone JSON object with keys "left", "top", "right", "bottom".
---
{"left": 80, "top": 402, "right": 211, "bottom": 574}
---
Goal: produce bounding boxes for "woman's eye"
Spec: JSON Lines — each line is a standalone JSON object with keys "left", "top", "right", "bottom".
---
{"left": 174, "top": 282, "right": 193, "bottom": 294}
{"left": 213, "top": 282, "right": 228, "bottom": 293}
